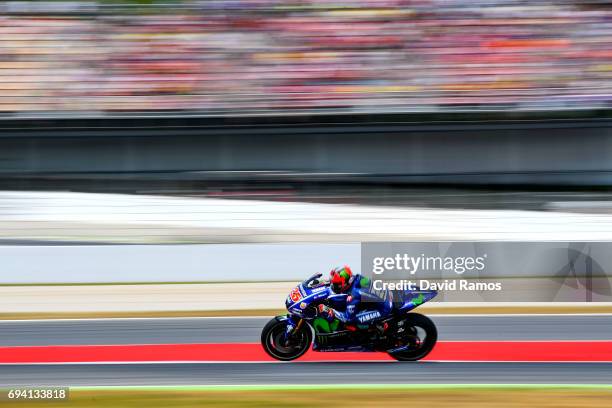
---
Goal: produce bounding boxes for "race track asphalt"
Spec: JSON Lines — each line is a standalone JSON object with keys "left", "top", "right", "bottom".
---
{"left": 1, "top": 315, "right": 612, "bottom": 346}
{"left": 2, "top": 362, "right": 611, "bottom": 386}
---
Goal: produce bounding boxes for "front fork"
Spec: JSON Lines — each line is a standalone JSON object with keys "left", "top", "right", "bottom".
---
{"left": 283, "top": 315, "right": 304, "bottom": 344}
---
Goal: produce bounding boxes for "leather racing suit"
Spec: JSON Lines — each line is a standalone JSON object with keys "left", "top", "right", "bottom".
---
{"left": 323, "top": 274, "right": 392, "bottom": 327}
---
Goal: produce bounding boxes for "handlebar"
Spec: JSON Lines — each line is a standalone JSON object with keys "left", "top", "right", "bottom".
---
{"left": 303, "top": 272, "right": 329, "bottom": 289}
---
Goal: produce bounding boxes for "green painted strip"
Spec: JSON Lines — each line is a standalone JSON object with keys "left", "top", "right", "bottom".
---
{"left": 70, "top": 384, "right": 612, "bottom": 392}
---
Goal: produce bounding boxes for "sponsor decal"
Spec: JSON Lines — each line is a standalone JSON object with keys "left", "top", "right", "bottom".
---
{"left": 314, "top": 292, "right": 327, "bottom": 300}
{"left": 413, "top": 293, "right": 426, "bottom": 305}
{"left": 300, "top": 302, "right": 307, "bottom": 309}
{"left": 290, "top": 287, "right": 302, "bottom": 302}
{"left": 357, "top": 310, "right": 381, "bottom": 323}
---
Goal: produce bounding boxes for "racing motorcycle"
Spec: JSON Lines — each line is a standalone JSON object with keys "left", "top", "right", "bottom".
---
{"left": 261, "top": 273, "right": 438, "bottom": 361}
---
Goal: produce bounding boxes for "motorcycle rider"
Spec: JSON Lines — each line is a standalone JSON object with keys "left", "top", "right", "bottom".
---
{"left": 318, "top": 265, "right": 391, "bottom": 331}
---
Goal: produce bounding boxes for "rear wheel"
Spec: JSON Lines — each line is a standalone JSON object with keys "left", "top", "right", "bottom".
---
{"left": 261, "top": 317, "right": 312, "bottom": 361}
{"left": 388, "top": 313, "right": 437, "bottom": 361}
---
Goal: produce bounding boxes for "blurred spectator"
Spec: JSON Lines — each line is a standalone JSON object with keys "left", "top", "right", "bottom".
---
{"left": 0, "top": 0, "right": 610, "bottom": 114}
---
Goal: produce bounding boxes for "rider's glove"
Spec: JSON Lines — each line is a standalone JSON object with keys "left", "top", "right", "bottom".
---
{"left": 317, "top": 304, "right": 334, "bottom": 320}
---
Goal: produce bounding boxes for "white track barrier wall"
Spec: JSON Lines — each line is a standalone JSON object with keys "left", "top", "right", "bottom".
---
{"left": 0, "top": 244, "right": 360, "bottom": 284}
{"left": 3, "top": 191, "right": 612, "bottom": 283}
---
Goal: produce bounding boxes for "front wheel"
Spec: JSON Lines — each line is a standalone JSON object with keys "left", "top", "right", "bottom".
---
{"left": 388, "top": 313, "right": 437, "bottom": 361}
{"left": 261, "top": 317, "right": 312, "bottom": 361}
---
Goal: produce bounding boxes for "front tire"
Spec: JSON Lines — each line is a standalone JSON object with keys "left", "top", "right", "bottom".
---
{"left": 388, "top": 313, "right": 437, "bottom": 361}
{"left": 261, "top": 317, "right": 312, "bottom": 361}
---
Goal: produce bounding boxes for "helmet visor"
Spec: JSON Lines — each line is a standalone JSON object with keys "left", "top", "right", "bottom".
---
{"left": 331, "top": 281, "right": 343, "bottom": 293}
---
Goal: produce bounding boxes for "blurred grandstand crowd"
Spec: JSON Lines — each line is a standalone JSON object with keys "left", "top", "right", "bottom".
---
{"left": 0, "top": 0, "right": 611, "bottom": 115}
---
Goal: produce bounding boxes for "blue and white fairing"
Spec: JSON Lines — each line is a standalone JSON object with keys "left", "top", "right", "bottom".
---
{"left": 396, "top": 289, "right": 438, "bottom": 313}
{"left": 285, "top": 275, "right": 331, "bottom": 318}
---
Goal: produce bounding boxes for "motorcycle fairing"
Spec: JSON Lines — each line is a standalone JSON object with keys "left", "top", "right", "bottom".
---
{"left": 283, "top": 274, "right": 438, "bottom": 353}
{"left": 396, "top": 290, "right": 438, "bottom": 312}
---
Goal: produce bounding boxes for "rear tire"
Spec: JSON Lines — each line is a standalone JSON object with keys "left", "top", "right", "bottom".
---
{"left": 388, "top": 313, "right": 437, "bottom": 361}
{"left": 261, "top": 317, "right": 312, "bottom": 361}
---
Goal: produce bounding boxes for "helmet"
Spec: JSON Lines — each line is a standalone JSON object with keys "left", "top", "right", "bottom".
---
{"left": 330, "top": 266, "right": 353, "bottom": 293}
